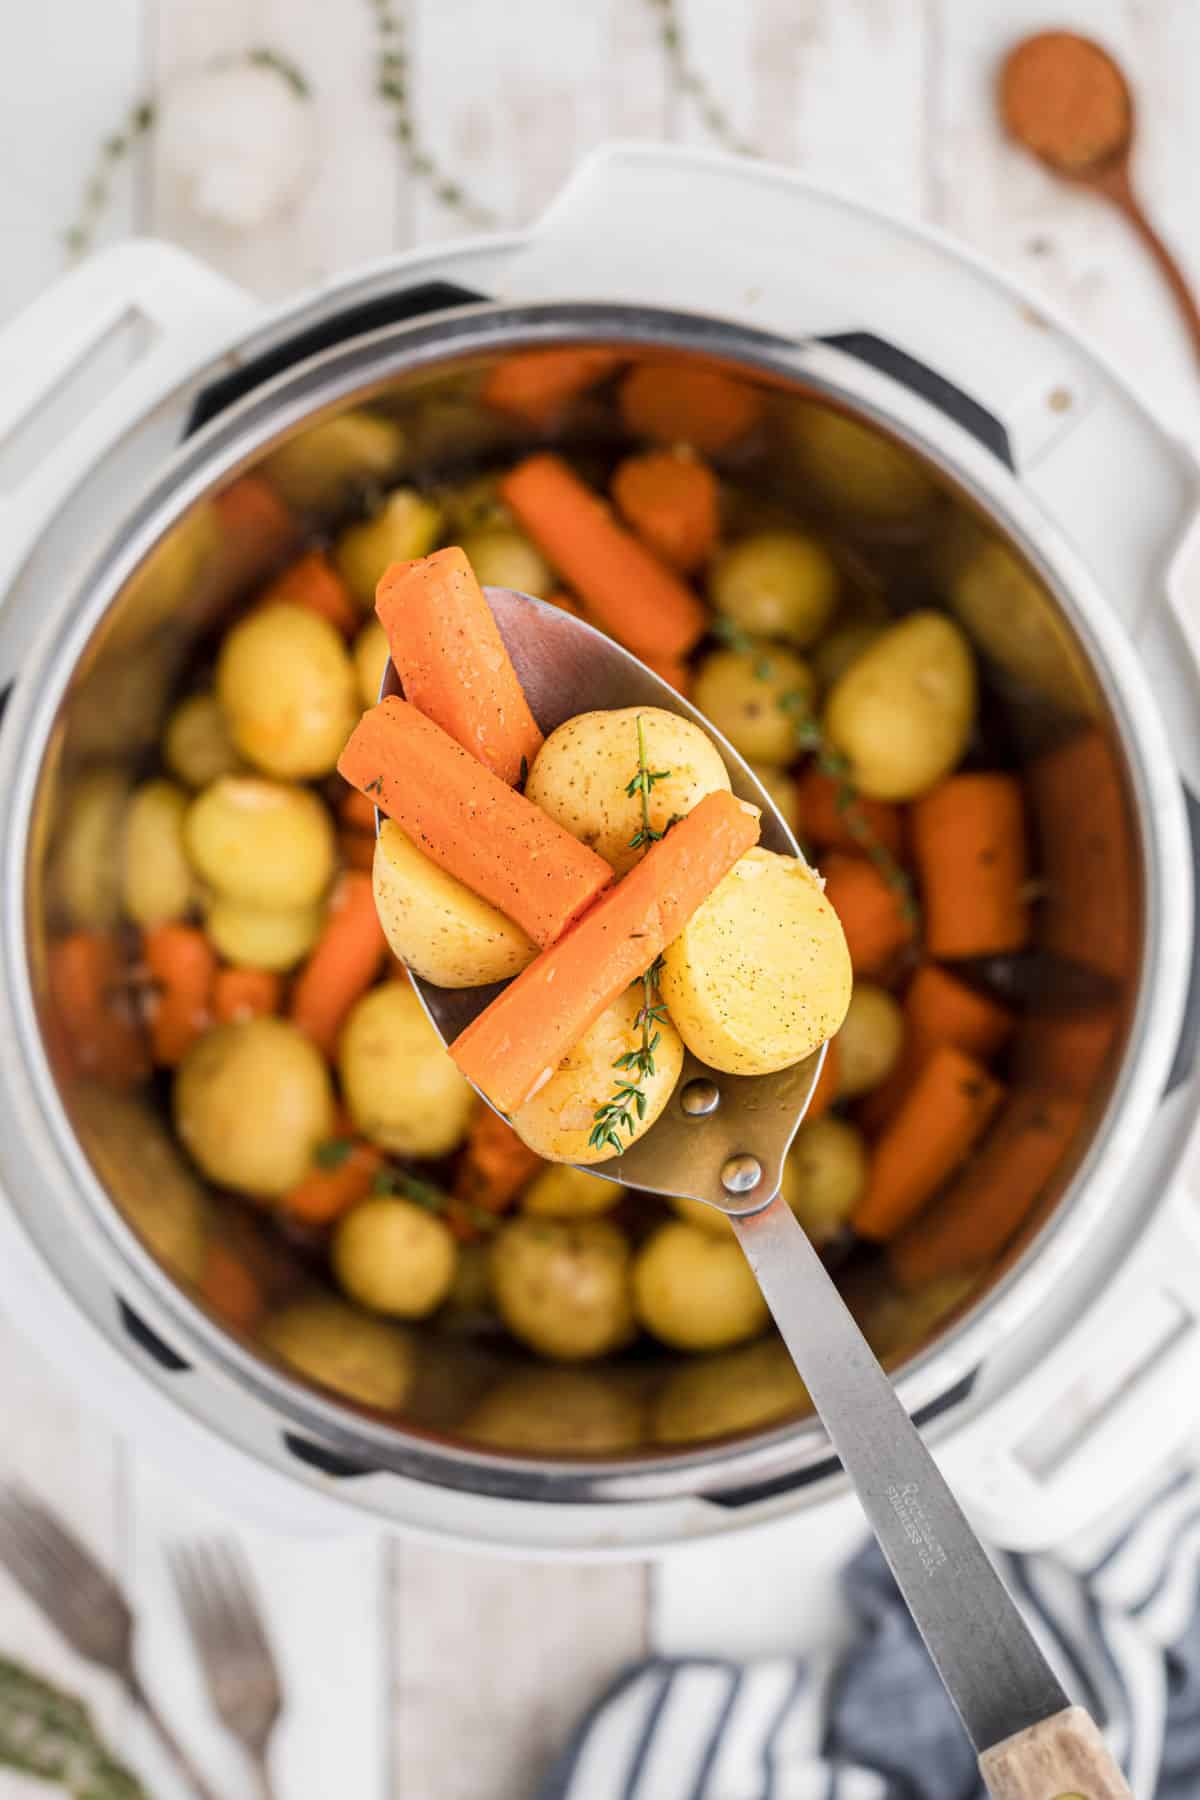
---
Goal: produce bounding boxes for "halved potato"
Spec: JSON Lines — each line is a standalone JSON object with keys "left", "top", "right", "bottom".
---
{"left": 660, "top": 848, "right": 852, "bottom": 1075}
{"left": 524, "top": 706, "right": 730, "bottom": 878}
{"left": 372, "top": 820, "right": 536, "bottom": 986}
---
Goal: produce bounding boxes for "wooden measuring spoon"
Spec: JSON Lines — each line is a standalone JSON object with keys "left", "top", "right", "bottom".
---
{"left": 999, "top": 29, "right": 1200, "bottom": 365}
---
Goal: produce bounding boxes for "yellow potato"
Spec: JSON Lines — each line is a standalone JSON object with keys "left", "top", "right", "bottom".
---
{"left": 464, "top": 1367, "right": 643, "bottom": 1452}
{"left": 670, "top": 1196, "right": 731, "bottom": 1237}
{"left": 522, "top": 1165, "right": 620, "bottom": 1218}
{"left": 749, "top": 762, "right": 798, "bottom": 827}
{"left": 943, "top": 527, "right": 1091, "bottom": 708}
{"left": 709, "top": 529, "right": 838, "bottom": 646}
{"left": 783, "top": 1116, "right": 868, "bottom": 1246}
{"left": 259, "top": 1295, "right": 414, "bottom": 1409}
{"left": 653, "top": 1336, "right": 810, "bottom": 1443}
{"left": 334, "top": 488, "right": 443, "bottom": 606}
{"left": 490, "top": 1215, "right": 634, "bottom": 1361}
{"left": 261, "top": 410, "right": 406, "bottom": 512}
{"left": 353, "top": 618, "right": 391, "bottom": 708}
{"left": 372, "top": 821, "right": 536, "bottom": 986}
{"left": 174, "top": 1018, "right": 335, "bottom": 1199}
{"left": 460, "top": 525, "right": 554, "bottom": 598}
{"left": 205, "top": 896, "right": 323, "bottom": 972}
{"left": 184, "top": 776, "right": 335, "bottom": 909}
{"left": 121, "top": 780, "right": 194, "bottom": 925}
{"left": 660, "top": 848, "right": 852, "bottom": 1075}
{"left": 812, "top": 621, "right": 884, "bottom": 693}
{"left": 692, "top": 645, "right": 813, "bottom": 766}
{"left": 50, "top": 768, "right": 130, "bottom": 927}
{"left": 510, "top": 986, "right": 685, "bottom": 1165}
{"left": 163, "top": 692, "right": 242, "bottom": 788}
{"left": 339, "top": 982, "right": 475, "bottom": 1157}
{"left": 216, "top": 603, "right": 359, "bottom": 779}
{"left": 633, "top": 1221, "right": 768, "bottom": 1351}
{"left": 525, "top": 707, "right": 731, "bottom": 876}
{"left": 823, "top": 611, "right": 976, "bottom": 801}
{"left": 71, "top": 1084, "right": 210, "bottom": 1283}
{"left": 333, "top": 1197, "right": 458, "bottom": 1318}
{"left": 786, "top": 403, "right": 938, "bottom": 521}
{"left": 836, "top": 982, "right": 904, "bottom": 1097}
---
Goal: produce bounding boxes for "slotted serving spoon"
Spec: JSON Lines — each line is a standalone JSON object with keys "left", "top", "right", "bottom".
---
{"left": 385, "top": 589, "right": 1129, "bottom": 1799}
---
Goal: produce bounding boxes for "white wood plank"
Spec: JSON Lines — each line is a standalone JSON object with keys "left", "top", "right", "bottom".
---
{"left": 391, "top": 1544, "right": 649, "bottom": 1800}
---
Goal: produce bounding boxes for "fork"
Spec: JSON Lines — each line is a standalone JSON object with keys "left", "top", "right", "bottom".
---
{"left": 0, "top": 1482, "right": 221, "bottom": 1800}
{"left": 169, "top": 1539, "right": 284, "bottom": 1800}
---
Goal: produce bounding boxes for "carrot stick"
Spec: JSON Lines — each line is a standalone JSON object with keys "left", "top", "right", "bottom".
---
{"left": 851, "top": 1044, "right": 1005, "bottom": 1242}
{"left": 455, "top": 1107, "right": 542, "bottom": 1215}
{"left": 339, "top": 698, "right": 613, "bottom": 948}
{"left": 339, "top": 831, "right": 376, "bottom": 873}
{"left": 212, "top": 966, "right": 282, "bottom": 1025}
{"left": 1029, "top": 728, "right": 1136, "bottom": 982}
{"left": 144, "top": 923, "right": 217, "bottom": 1066}
{"left": 1015, "top": 1006, "right": 1117, "bottom": 1100}
{"left": 643, "top": 655, "right": 691, "bottom": 698}
{"left": 375, "top": 545, "right": 543, "bottom": 786}
{"left": 46, "top": 930, "right": 150, "bottom": 1086}
{"left": 199, "top": 1243, "right": 266, "bottom": 1331}
{"left": 805, "top": 1038, "right": 840, "bottom": 1122}
{"left": 910, "top": 773, "right": 1030, "bottom": 959}
{"left": 611, "top": 449, "right": 718, "bottom": 573}
{"left": 544, "top": 590, "right": 583, "bottom": 617}
{"left": 452, "top": 791, "right": 760, "bottom": 1114}
{"left": 289, "top": 871, "right": 388, "bottom": 1059}
{"left": 481, "top": 347, "right": 623, "bottom": 427}
{"left": 888, "top": 1091, "right": 1084, "bottom": 1288}
{"left": 340, "top": 787, "right": 378, "bottom": 834}
{"left": 796, "top": 766, "right": 904, "bottom": 861}
{"left": 857, "top": 963, "right": 1013, "bottom": 1135}
{"left": 618, "top": 363, "right": 765, "bottom": 453}
{"left": 819, "top": 852, "right": 915, "bottom": 978}
{"left": 500, "top": 454, "right": 707, "bottom": 662}
{"left": 261, "top": 550, "right": 358, "bottom": 638}
{"left": 280, "top": 1140, "right": 384, "bottom": 1225}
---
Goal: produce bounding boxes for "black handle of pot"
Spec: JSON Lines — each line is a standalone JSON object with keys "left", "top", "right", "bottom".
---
{"left": 184, "top": 279, "right": 490, "bottom": 437}
{"left": 819, "top": 331, "right": 1016, "bottom": 470}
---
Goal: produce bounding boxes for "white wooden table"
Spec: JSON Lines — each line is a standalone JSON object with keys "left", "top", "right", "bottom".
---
{"left": 2, "top": 3, "right": 1200, "bottom": 1795}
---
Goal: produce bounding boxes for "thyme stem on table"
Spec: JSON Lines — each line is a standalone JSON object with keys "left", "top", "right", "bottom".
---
{"left": 644, "top": 0, "right": 761, "bottom": 158}
{"left": 0, "top": 1655, "right": 148, "bottom": 1798}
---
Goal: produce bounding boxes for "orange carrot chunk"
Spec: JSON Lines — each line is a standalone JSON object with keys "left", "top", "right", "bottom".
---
{"left": 452, "top": 791, "right": 760, "bottom": 1115}
{"left": 851, "top": 1044, "right": 1005, "bottom": 1242}
{"left": 199, "top": 1243, "right": 266, "bottom": 1331}
{"left": 339, "top": 698, "right": 613, "bottom": 948}
{"left": 455, "top": 1107, "right": 542, "bottom": 1215}
{"left": 46, "top": 930, "right": 150, "bottom": 1086}
{"left": 339, "top": 831, "right": 376, "bottom": 873}
{"left": 911, "top": 772, "right": 1030, "bottom": 959}
{"left": 500, "top": 453, "right": 707, "bottom": 662}
{"left": 144, "top": 923, "right": 217, "bottom": 1067}
{"left": 544, "top": 590, "right": 584, "bottom": 617}
{"left": 856, "top": 963, "right": 1013, "bottom": 1136}
{"left": 280, "top": 1140, "right": 384, "bottom": 1225}
{"left": 261, "top": 550, "right": 358, "bottom": 638}
{"left": 481, "top": 347, "right": 623, "bottom": 427}
{"left": 618, "top": 363, "right": 765, "bottom": 453}
{"left": 820, "top": 852, "right": 915, "bottom": 978}
{"left": 212, "top": 966, "right": 282, "bottom": 1025}
{"left": 289, "top": 871, "right": 388, "bottom": 1059}
{"left": 340, "top": 787, "right": 379, "bottom": 834}
{"left": 376, "top": 545, "right": 543, "bottom": 786}
{"left": 611, "top": 449, "right": 719, "bottom": 573}
{"left": 795, "top": 766, "right": 904, "bottom": 861}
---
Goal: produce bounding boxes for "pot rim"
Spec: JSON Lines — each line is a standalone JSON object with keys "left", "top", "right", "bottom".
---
{"left": 0, "top": 296, "right": 1190, "bottom": 1505}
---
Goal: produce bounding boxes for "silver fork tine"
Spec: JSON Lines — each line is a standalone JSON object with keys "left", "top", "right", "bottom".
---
{"left": 2, "top": 1486, "right": 102, "bottom": 1592}
{"left": 213, "top": 1541, "right": 273, "bottom": 1667}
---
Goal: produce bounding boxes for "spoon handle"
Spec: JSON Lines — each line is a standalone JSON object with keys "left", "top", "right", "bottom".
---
{"left": 730, "top": 1194, "right": 1130, "bottom": 1796}
{"left": 1095, "top": 161, "right": 1200, "bottom": 367}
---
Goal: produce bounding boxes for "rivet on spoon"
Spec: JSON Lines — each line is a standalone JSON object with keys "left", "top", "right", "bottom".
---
{"left": 680, "top": 1077, "right": 720, "bottom": 1118}
{"left": 721, "top": 1153, "right": 762, "bottom": 1194}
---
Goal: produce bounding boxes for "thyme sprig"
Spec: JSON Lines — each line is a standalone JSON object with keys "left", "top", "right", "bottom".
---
{"left": 0, "top": 1655, "right": 148, "bottom": 1798}
{"left": 626, "top": 712, "right": 674, "bottom": 850}
{"left": 589, "top": 958, "right": 668, "bottom": 1156}
{"left": 367, "top": 0, "right": 497, "bottom": 228}
{"left": 371, "top": 1164, "right": 499, "bottom": 1236}
{"left": 644, "top": 0, "right": 761, "bottom": 158}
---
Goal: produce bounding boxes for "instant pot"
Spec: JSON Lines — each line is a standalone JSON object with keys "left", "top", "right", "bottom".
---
{"left": 3, "top": 144, "right": 1200, "bottom": 1556}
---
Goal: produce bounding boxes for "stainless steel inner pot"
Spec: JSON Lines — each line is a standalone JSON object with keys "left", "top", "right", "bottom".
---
{"left": 4, "top": 299, "right": 1175, "bottom": 1506}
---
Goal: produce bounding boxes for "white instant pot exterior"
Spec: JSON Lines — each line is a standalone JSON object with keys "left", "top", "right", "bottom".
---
{"left": 3, "top": 144, "right": 1200, "bottom": 1556}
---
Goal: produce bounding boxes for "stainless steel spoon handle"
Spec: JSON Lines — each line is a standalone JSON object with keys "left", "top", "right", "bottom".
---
{"left": 732, "top": 1195, "right": 1127, "bottom": 1794}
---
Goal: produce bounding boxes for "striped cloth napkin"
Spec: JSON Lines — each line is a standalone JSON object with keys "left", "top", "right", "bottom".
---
{"left": 540, "top": 1465, "right": 1200, "bottom": 1799}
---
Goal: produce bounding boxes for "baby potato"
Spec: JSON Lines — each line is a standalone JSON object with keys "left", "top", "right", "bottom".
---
{"left": 372, "top": 821, "right": 536, "bottom": 987}
{"left": 812, "top": 621, "right": 884, "bottom": 693}
{"left": 522, "top": 1165, "right": 620, "bottom": 1218}
{"left": 464, "top": 1366, "right": 643, "bottom": 1453}
{"left": 660, "top": 848, "right": 852, "bottom": 1075}
{"left": 785, "top": 403, "right": 938, "bottom": 521}
{"left": 51, "top": 768, "right": 130, "bottom": 928}
{"left": 823, "top": 611, "right": 976, "bottom": 801}
{"left": 205, "top": 896, "right": 323, "bottom": 972}
{"left": 670, "top": 1196, "right": 732, "bottom": 1236}
{"left": 121, "top": 780, "right": 194, "bottom": 926}
{"left": 353, "top": 618, "right": 390, "bottom": 708}
{"left": 261, "top": 410, "right": 407, "bottom": 513}
{"left": 710, "top": 530, "right": 838, "bottom": 647}
{"left": 333, "top": 1196, "right": 458, "bottom": 1318}
{"left": 460, "top": 525, "right": 554, "bottom": 598}
{"left": 943, "top": 528, "right": 1090, "bottom": 707}
{"left": 511, "top": 986, "right": 685, "bottom": 1165}
{"left": 633, "top": 1221, "right": 768, "bottom": 1352}
{"left": 259, "top": 1295, "right": 414, "bottom": 1409}
{"left": 692, "top": 645, "right": 813, "bottom": 766}
{"left": 783, "top": 1116, "right": 868, "bottom": 1246}
{"left": 163, "top": 692, "right": 242, "bottom": 788}
{"left": 184, "top": 776, "right": 335, "bottom": 909}
{"left": 334, "top": 488, "right": 443, "bottom": 606}
{"left": 653, "top": 1336, "right": 810, "bottom": 1443}
{"left": 749, "top": 762, "right": 798, "bottom": 828}
{"left": 525, "top": 707, "right": 731, "bottom": 877}
{"left": 836, "top": 982, "right": 904, "bottom": 1098}
{"left": 490, "top": 1215, "right": 635, "bottom": 1361}
{"left": 339, "top": 982, "right": 475, "bottom": 1157}
{"left": 174, "top": 1018, "right": 335, "bottom": 1199}
{"left": 217, "top": 603, "right": 360, "bottom": 779}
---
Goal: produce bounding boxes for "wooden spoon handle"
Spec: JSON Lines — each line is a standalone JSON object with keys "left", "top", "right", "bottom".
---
{"left": 978, "top": 1705, "right": 1130, "bottom": 1799}
{"left": 1094, "top": 161, "right": 1200, "bottom": 366}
